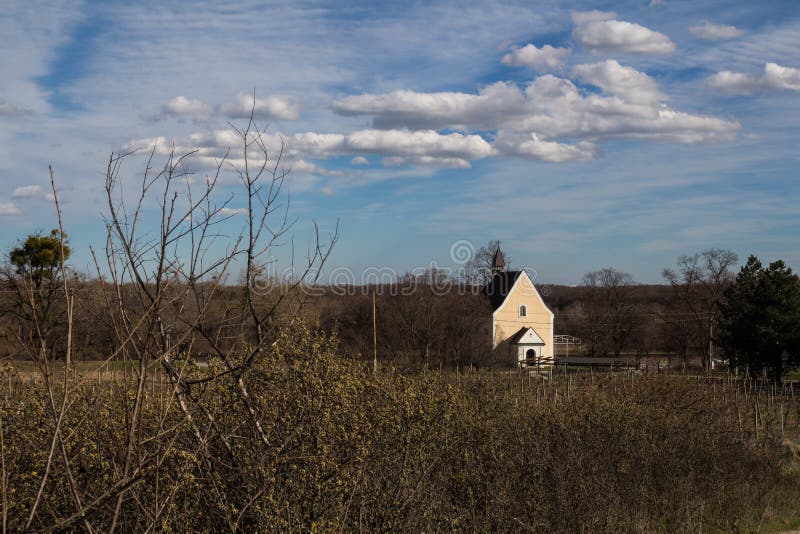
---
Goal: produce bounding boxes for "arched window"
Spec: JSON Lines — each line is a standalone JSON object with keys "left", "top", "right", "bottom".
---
{"left": 519, "top": 305, "right": 527, "bottom": 317}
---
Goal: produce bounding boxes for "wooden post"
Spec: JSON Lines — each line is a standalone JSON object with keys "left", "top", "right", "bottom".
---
{"left": 372, "top": 289, "right": 377, "bottom": 374}
{"left": 709, "top": 318, "right": 714, "bottom": 371}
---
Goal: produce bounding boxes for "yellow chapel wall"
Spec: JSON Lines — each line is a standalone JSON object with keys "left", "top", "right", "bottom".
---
{"left": 492, "top": 272, "right": 554, "bottom": 359}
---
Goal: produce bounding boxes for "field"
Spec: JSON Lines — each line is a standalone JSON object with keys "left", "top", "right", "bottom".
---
{"left": 2, "top": 328, "right": 800, "bottom": 532}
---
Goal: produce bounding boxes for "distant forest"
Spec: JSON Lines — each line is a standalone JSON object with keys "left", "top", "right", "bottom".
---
{"left": 3, "top": 256, "right": 798, "bottom": 377}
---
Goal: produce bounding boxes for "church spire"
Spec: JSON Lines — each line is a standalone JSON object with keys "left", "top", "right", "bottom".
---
{"left": 491, "top": 247, "right": 505, "bottom": 274}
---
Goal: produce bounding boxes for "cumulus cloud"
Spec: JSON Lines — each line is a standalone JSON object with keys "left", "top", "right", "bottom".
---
{"left": 125, "top": 128, "right": 492, "bottom": 173}
{"left": 289, "top": 132, "right": 346, "bottom": 156}
{"left": 330, "top": 68, "right": 738, "bottom": 159}
{"left": 162, "top": 96, "right": 213, "bottom": 118}
{"left": 707, "top": 71, "right": 761, "bottom": 94}
{"left": 133, "top": 60, "right": 739, "bottom": 172}
{"left": 219, "top": 93, "right": 300, "bottom": 120}
{"left": 11, "top": 184, "right": 54, "bottom": 201}
{"left": 572, "top": 11, "right": 676, "bottom": 54}
{"left": 573, "top": 59, "right": 665, "bottom": 104}
{"left": 0, "top": 202, "right": 21, "bottom": 215}
{"left": 708, "top": 62, "right": 800, "bottom": 94}
{"left": 265, "top": 128, "right": 493, "bottom": 163}
{"left": 332, "top": 82, "right": 526, "bottom": 130}
{"left": 344, "top": 129, "right": 492, "bottom": 160}
{"left": 501, "top": 43, "right": 570, "bottom": 71}
{"left": 762, "top": 63, "right": 800, "bottom": 90}
{"left": 493, "top": 132, "right": 595, "bottom": 162}
{"left": 155, "top": 93, "right": 301, "bottom": 122}
{"left": 689, "top": 21, "right": 744, "bottom": 40}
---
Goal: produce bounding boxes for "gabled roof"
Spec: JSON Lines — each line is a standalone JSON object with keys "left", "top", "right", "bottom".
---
{"left": 508, "top": 326, "right": 545, "bottom": 345}
{"left": 484, "top": 270, "right": 523, "bottom": 311}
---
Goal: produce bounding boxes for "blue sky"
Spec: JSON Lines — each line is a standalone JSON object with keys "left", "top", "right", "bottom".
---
{"left": 1, "top": 0, "right": 799, "bottom": 283}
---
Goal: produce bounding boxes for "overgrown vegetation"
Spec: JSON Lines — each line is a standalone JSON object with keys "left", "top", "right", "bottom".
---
{"left": 3, "top": 327, "right": 800, "bottom": 531}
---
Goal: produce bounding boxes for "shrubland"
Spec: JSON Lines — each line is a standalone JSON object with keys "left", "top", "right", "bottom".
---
{"left": 3, "top": 323, "right": 800, "bottom": 532}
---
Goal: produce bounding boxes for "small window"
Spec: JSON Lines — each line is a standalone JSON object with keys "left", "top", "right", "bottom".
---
{"left": 519, "top": 305, "right": 527, "bottom": 317}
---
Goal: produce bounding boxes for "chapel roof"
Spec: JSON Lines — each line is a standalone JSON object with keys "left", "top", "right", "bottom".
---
{"left": 491, "top": 247, "right": 505, "bottom": 272}
{"left": 484, "top": 270, "right": 523, "bottom": 311}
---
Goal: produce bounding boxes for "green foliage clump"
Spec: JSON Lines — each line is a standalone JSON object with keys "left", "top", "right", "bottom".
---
{"left": 720, "top": 255, "right": 800, "bottom": 377}
{"left": 8, "top": 229, "right": 70, "bottom": 287}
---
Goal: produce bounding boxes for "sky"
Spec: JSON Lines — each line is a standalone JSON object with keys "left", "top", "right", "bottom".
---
{"left": 1, "top": 0, "right": 799, "bottom": 284}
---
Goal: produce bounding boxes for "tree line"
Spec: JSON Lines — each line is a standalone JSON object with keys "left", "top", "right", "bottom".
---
{"left": 3, "top": 233, "right": 798, "bottom": 376}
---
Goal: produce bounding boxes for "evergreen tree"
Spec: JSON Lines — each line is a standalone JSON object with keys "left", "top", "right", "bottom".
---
{"left": 3, "top": 229, "right": 71, "bottom": 359}
{"left": 9, "top": 229, "right": 70, "bottom": 289}
{"left": 719, "top": 256, "right": 800, "bottom": 378}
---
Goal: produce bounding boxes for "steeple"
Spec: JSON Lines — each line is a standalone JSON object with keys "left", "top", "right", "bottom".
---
{"left": 491, "top": 247, "right": 505, "bottom": 274}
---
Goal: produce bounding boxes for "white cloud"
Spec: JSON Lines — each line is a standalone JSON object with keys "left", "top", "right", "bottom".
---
{"left": 156, "top": 93, "right": 300, "bottom": 122}
{"left": 493, "top": 132, "right": 595, "bottom": 162}
{"left": 289, "top": 132, "right": 346, "bottom": 156}
{"left": 268, "top": 129, "right": 492, "bottom": 164}
{"left": 125, "top": 128, "right": 493, "bottom": 173}
{"left": 0, "top": 202, "right": 21, "bottom": 216}
{"left": 689, "top": 21, "right": 744, "bottom": 40}
{"left": 344, "top": 129, "right": 492, "bottom": 160}
{"left": 572, "top": 12, "right": 676, "bottom": 54}
{"left": 137, "top": 62, "right": 739, "bottom": 170}
{"left": 501, "top": 44, "right": 570, "bottom": 71}
{"left": 573, "top": 60, "right": 665, "bottom": 104}
{"left": 708, "top": 62, "right": 800, "bottom": 94}
{"left": 124, "top": 136, "right": 173, "bottom": 155}
{"left": 11, "top": 184, "right": 54, "bottom": 201}
{"left": 330, "top": 70, "right": 738, "bottom": 156}
{"left": 763, "top": 62, "right": 800, "bottom": 91}
{"left": 289, "top": 159, "right": 344, "bottom": 177}
{"left": 219, "top": 207, "right": 247, "bottom": 216}
{"left": 219, "top": 93, "right": 300, "bottom": 120}
{"left": 162, "top": 96, "right": 213, "bottom": 118}
{"left": 707, "top": 71, "right": 761, "bottom": 94}
{"left": 332, "top": 82, "right": 525, "bottom": 130}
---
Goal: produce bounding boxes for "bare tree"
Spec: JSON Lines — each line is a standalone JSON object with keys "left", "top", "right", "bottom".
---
{"left": 87, "top": 103, "right": 337, "bottom": 527}
{"left": 459, "top": 239, "right": 509, "bottom": 287}
{"left": 662, "top": 249, "right": 738, "bottom": 371}
{"left": 581, "top": 268, "right": 638, "bottom": 358}
{"left": 1, "top": 229, "right": 71, "bottom": 361}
